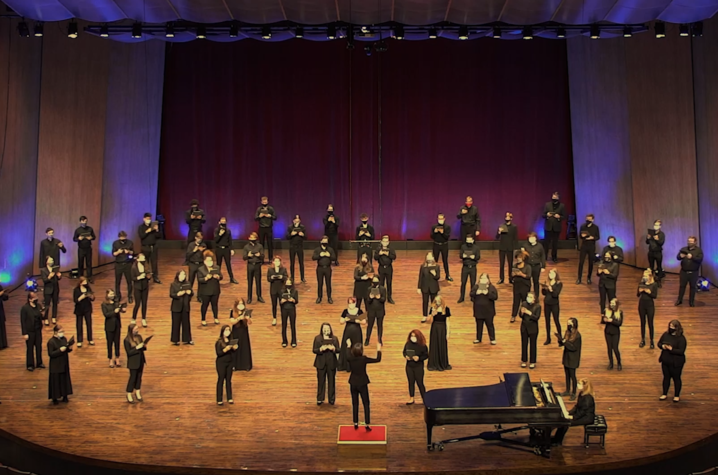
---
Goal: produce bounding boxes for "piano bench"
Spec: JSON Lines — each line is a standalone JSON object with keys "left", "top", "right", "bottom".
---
{"left": 583, "top": 415, "right": 608, "bottom": 448}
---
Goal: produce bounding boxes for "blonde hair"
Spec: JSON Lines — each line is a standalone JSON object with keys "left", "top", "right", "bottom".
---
{"left": 643, "top": 269, "right": 655, "bottom": 284}
{"left": 431, "top": 295, "right": 444, "bottom": 311}
{"left": 579, "top": 378, "right": 595, "bottom": 397}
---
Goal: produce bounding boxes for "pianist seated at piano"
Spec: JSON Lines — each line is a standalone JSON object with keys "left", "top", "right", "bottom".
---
{"left": 552, "top": 378, "right": 596, "bottom": 446}
{"left": 519, "top": 293, "right": 541, "bottom": 369}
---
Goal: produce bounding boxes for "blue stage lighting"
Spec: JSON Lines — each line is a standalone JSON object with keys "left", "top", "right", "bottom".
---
{"left": 697, "top": 277, "right": 711, "bottom": 292}
{"left": 25, "top": 275, "right": 38, "bottom": 292}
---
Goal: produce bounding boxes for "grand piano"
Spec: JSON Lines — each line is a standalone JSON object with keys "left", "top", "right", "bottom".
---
{"left": 424, "top": 373, "right": 570, "bottom": 457}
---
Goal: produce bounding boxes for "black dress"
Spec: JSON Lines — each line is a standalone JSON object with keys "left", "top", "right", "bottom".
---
{"left": 428, "top": 307, "right": 452, "bottom": 371}
{"left": 337, "top": 309, "right": 365, "bottom": 372}
{"left": 230, "top": 309, "right": 253, "bottom": 371}
{"left": 0, "top": 285, "right": 8, "bottom": 349}
{"left": 48, "top": 336, "right": 73, "bottom": 400}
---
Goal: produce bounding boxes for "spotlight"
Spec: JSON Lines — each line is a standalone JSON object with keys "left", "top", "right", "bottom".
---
{"left": 100, "top": 24, "right": 109, "bottom": 37}
{"left": 590, "top": 24, "right": 600, "bottom": 39}
{"left": 165, "top": 23, "right": 174, "bottom": 38}
{"left": 375, "top": 40, "right": 387, "bottom": 52}
{"left": 394, "top": 25, "right": 404, "bottom": 40}
{"left": 364, "top": 44, "right": 372, "bottom": 56}
{"left": 556, "top": 26, "right": 565, "bottom": 38}
{"left": 623, "top": 26, "right": 632, "bottom": 38}
{"left": 522, "top": 26, "right": 533, "bottom": 40}
{"left": 327, "top": 24, "right": 336, "bottom": 40}
{"left": 17, "top": 21, "right": 29, "bottom": 37}
{"left": 692, "top": 22, "right": 703, "bottom": 37}
{"left": 428, "top": 27, "right": 437, "bottom": 39}
{"left": 697, "top": 277, "right": 711, "bottom": 292}
{"left": 25, "top": 275, "right": 38, "bottom": 292}
{"left": 68, "top": 20, "right": 78, "bottom": 39}
{"left": 679, "top": 24, "right": 689, "bottom": 37}
{"left": 493, "top": 26, "right": 502, "bottom": 39}
{"left": 458, "top": 26, "right": 469, "bottom": 40}
{"left": 132, "top": 23, "right": 142, "bottom": 39}
{"left": 33, "top": 22, "right": 44, "bottom": 37}
{"left": 196, "top": 25, "right": 206, "bottom": 39}
{"left": 294, "top": 26, "right": 303, "bottom": 38}
{"left": 261, "top": 26, "right": 271, "bottom": 39}
{"left": 229, "top": 23, "right": 238, "bottom": 38}
{"left": 654, "top": 21, "right": 665, "bottom": 38}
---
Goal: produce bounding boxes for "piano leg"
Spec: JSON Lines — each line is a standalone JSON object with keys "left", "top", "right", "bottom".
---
{"left": 426, "top": 424, "right": 433, "bottom": 450}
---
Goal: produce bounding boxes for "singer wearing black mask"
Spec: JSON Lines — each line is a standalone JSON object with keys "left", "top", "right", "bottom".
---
{"left": 637, "top": 269, "right": 658, "bottom": 349}
{"left": 542, "top": 192, "right": 565, "bottom": 262}
{"left": 457, "top": 196, "right": 481, "bottom": 258}
{"left": 470, "top": 273, "right": 498, "bottom": 344}
{"left": 646, "top": 220, "right": 666, "bottom": 286}
{"left": 323, "top": 205, "right": 340, "bottom": 266}
{"left": 365, "top": 276, "right": 386, "bottom": 346}
{"left": 457, "top": 235, "right": 479, "bottom": 303}
{"left": 229, "top": 299, "right": 253, "bottom": 371}
{"left": 198, "top": 251, "right": 223, "bottom": 326}
{"left": 112, "top": 231, "right": 134, "bottom": 303}
{"left": 556, "top": 318, "right": 581, "bottom": 400}
{"left": 576, "top": 214, "right": 599, "bottom": 284}
{"left": 374, "top": 235, "right": 396, "bottom": 304}
{"left": 602, "top": 298, "right": 623, "bottom": 370}
{"left": 675, "top": 236, "right": 703, "bottom": 307}
{"left": 169, "top": 271, "right": 193, "bottom": 345}
{"left": 41, "top": 256, "right": 62, "bottom": 325}
{"left": 658, "top": 320, "right": 687, "bottom": 403}
{"left": 597, "top": 252, "right": 619, "bottom": 316}
{"left": 519, "top": 292, "right": 541, "bottom": 369}
{"left": 268, "top": 257, "right": 289, "bottom": 326}
{"left": 21, "top": 292, "right": 45, "bottom": 371}
{"left": 214, "top": 217, "right": 238, "bottom": 285}
{"left": 511, "top": 251, "right": 532, "bottom": 324}
{"left": 522, "top": 232, "right": 546, "bottom": 297}
{"left": 255, "top": 196, "right": 277, "bottom": 261}
{"left": 138, "top": 213, "right": 161, "bottom": 284}
{"left": 353, "top": 255, "right": 374, "bottom": 312}
{"left": 403, "top": 330, "right": 428, "bottom": 404}
{"left": 215, "top": 325, "right": 237, "bottom": 405}
{"left": 496, "top": 212, "right": 518, "bottom": 284}
{"left": 313, "top": 236, "right": 336, "bottom": 304}
{"left": 186, "top": 232, "right": 207, "bottom": 299}
{"left": 431, "top": 213, "right": 453, "bottom": 282}
{"left": 243, "top": 232, "right": 265, "bottom": 304}
{"left": 355, "top": 214, "right": 375, "bottom": 265}
{"left": 314, "top": 322, "right": 340, "bottom": 405}
{"left": 417, "top": 253, "right": 440, "bottom": 323}
{"left": 601, "top": 236, "right": 624, "bottom": 280}
{"left": 102, "top": 289, "right": 124, "bottom": 367}
{"left": 287, "top": 214, "right": 307, "bottom": 283}
{"left": 39, "top": 227, "right": 67, "bottom": 269}
{"left": 541, "top": 269, "right": 563, "bottom": 345}
{"left": 48, "top": 324, "right": 73, "bottom": 405}
{"left": 185, "top": 199, "right": 205, "bottom": 245}
{"left": 130, "top": 253, "right": 152, "bottom": 327}
{"left": 73, "top": 216, "right": 95, "bottom": 282}
{"left": 280, "top": 280, "right": 299, "bottom": 348}
{"left": 73, "top": 277, "right": 94, "bottom": 347}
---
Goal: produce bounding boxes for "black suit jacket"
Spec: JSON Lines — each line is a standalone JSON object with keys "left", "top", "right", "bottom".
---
{"left": 48, "top": 336, "right": 72, "bottom": 373}
{"left": 102, "top": 302, "right": 122, "bottom": 332}
{"left": 124, "top": 337, "right": 147, "bottom": 369}
{"left": 41, "top": 267, "right": 61, "bottom": 295}
{"left": 198, "top": 265, "right": 222, "bottom": 296}
{"left": 542, "top": 202, "right": 566, "bottom": 232}
{"left": 313, "top": 335, "right": 340, "bottom": 369}
{"left": 417, "top": 265, "right": 440, "bottom": 293}
{"left": 131, "top": 263, "right": 152, "bottom": 291}
{"left": 169, "top": 281, "right": 192, "bottom": 312}
{"left": 347, "top": 351, "right": 382, "bottom": 386}
{"left": 520, "top": 302, "right": 541, "bottom": 335}
{"left": 21, "top": 303, "right": 43, "bottom": 334}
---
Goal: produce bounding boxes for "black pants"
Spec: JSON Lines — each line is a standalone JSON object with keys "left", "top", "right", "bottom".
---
{"left": 114, "top": 264, "right": 132, "bottom": 301}
{"left": 530, "top": 265, "right": 542, "bottom": 297}
{"left": 328, "top": 234, "right": 339, "bottom": 264}
{"left": 281, "top": 307, "right": 297, "bottom": 345}
{"left": 187, "top": 263, "right": 202, "bottom": 295}
{"left": 459, "top": 225, "right": 476, "bottom": 255}
{"left": 544, "top": 230, "right": 560, "bottom": 260}
{"left": 638, "top": 300, "right": 655, "bottom": 341}
{"left": 106, "top": 330, "right": 120, "bottom": 358}
{"left": 421, "top": 291, "right": 436, "bottom": 317}
{"left": 127, "top": 365, "right": 144, "bottom": 392}
{"left": 520, "top": 327, "right": 538, "bottom": 363}
{"left": 599, "top": 285, "right": 616, "bottom": 314}
{"left": 78, "top": 248, "right": 92, "bottom": 278}
{"left": 648, "top": 251, "right": 664, "bottom": 281}
{"left": 270, "top": 292, "right": 281, "bottom": 319}
{"left": 605, "top": 331, "right": 621, "bottom": 364}
{"left": 577, "top": 246, "right": 595, "bottom": 280}
{"left": 247, "top": 264, "right": 262, "bottom": 298}
{"left": 378, "top": 265, "right": 393, "bottom": 299}
{"left": 215, "top": 248, "right": 234, "bottom": 281}
{"left": 475, "top": 317, "right": 495, "bottom": 341}
{"left": 564, "top": 367, "right": 577, "bottom": 394}
{"left": 499, "top": 250, "right": 512, "bottom": 281}
{"left": 366, "top": 311, "right": 384, "bottom": 344}
{"left": 201, "top": 294, "right": 219, "bottom": 322}
{"left": 317, "top": 367, "right": 336, "bottom": 403}
{"left": 171, "top": 310, "right": 192, "bottom": 343}
{"left": 132, "top": 287, "right": 148, "bottom": 321}
{"left": 544, "top": 303, "right": 561, "bottom": 338}
{"left": 350, "top": 384, "right": 371, "bottom": 424}
{"left": 43, "top": 291, "right": 59, "bottom": 321}
{"left": 357, "top": 245, "right": 372, "bottom": 264}
{"left": 216, "top": 360, "right": 233, "bottom": 402}
{"left": 677, "top": 270, "right": 699, "bottom": 304}
{"left": 289, "top": 247, "right": 305, "bottom": 281}
{"left": 316, "top": 266, "right": 332, "bottom": 299}
{"left": 142, "top": 245, "right": 159, "bottom": 279}
{"left": 512, "top": 288, "right": 529, "bottom": 317}
{"left": 459, "top": 266, "right": 477, "bottom": 299}
{"left": 406, "top": 364, "right": 426, "bottom": 399}
{"left": 662, "top": 362, "right": 683, "bottom": 397}
{"left": 258, "top": 227, "right": 273, "bottom": 260}
{"left": 432, "top": 243, "right": 450, "bottom": 278}
{"left": 76, "top": 312, "right": 93, "bottom": 342}
{"left": 26, "top": 331, "right": 43, "bottom": 368}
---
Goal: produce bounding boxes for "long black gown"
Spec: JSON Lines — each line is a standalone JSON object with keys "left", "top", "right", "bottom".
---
{"left": 230, "top": 309, "right": 253, "bottom": 371}
{"left": 428, "top": 307, "right": 452, "bottom": 371}
{"left": 48, "top": 336, "right": 73, "bottom": 400}
{"left": 337, "top": 309, "right": 364, "bottom": 372}
{"left": 0, "top": 285, "right": 8, "bottom": 349}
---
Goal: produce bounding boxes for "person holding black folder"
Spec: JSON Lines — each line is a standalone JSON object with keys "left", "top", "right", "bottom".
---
{"left": 21, "top": 292, "right": 44, "bottom": 371}
{"left": 556, "top": 318, "right": 581, "bottom": 400}
{"left": 186, "top": 232, "right": 206, "bottom": 300}
{"left": 646, "top": 220, "right": 666, "bottom": 286}
{"left": 675, "top": 236, "right": 704, "bottom": 307}
{"left": 267, "top": 257, "right": 288, "bottom": 326}
{"left": 519, "top": 292, "right": 541, "bottom": 369}
{"left": 457, "top": 196, "right": 481, "bottom": 256}
{"left": 112, "top": 231, "right": 134, "bottom": 303}
{"left": 365, "top": 276, "right": 386, "bottom": 346}
{"left": 522, "top": 232, "right": 546, "bottom": 297}
{"left": 185, "top": 199, "right": 206, "bottom": 244}
{"left": 73, "top": 277, "right": 94, "bottom": 347}
{"left": 431, "top": 213, "right": 452, "bottom": 282}
{"left": 214, "top": 217, "right": 238, "bottom": 284}
{"left": 576, "top": 214, "right": 599, "bottom": 284}
{"left": 597, "top": 251, "right": 619, "bottom": 316}
{"left": 542, "top": 192, "right": 565, "bottom": 262}
{"left": 511, "top": 250, "right": 532, "bottom": 324}
{"left": 48, "top": 325, "right": 73, "bottom": 405}
{"left": 457, "top": 234, "right": 479, "bottom": 303}
{"left": 215, "top": 325, "right": 237, "bottom": 405}
{"left": 323, "top": 205, "right": 340, "bottom": 266}
{"left": 41, "top": 256, "right": 62, "bottom": 325}
{"left": 229, "top": 299, "right": 252, "bottom": 371}
{"left": 417, "top": 253, "right": 440, "bottom": 323}
{"left": 38, "top": 227, "right": 66, "bottom": 270}
{"left": 313, "top": 237, "right": 336, "bottom": 304}
{"left": 313, "top": 322, "right": 340, "bottom": 405}
{"left": 347, "top": 341, "right": 382, "bottom": 430}
{"left": 138, "top": 213, "right": 161, "bottom": 284}
{"left": 287, "top": 215, "right": 307, "bottom": 283}
{"left": 255, "top": 196, "right": 277, "bottom": 261}
{"left": 355, "top": 214, "right": 375, "bottom": 264}
{"left": 496, "top": 212, "right": 518, "bottom": 284}
{"left": 374, "top": 235, "right": 396, "bottom": 304}
{"left": 198, "top": 251, "right": 222, "bottom": 326}
{"left": 353, "top": 255, "right": 374, "bottom": 311}
{"left": 130, "top": 253, "right": 152, "bottom": 327}
{"left": 102, "top": 290, "right": 124, "bottom": 367}
{"left": 73, "top": 216, "right": 95, "bottom": 282}
{"left": 170, "top": 270, "right": 193, "bottom": 345}
{"left": 602, "top": 298, "right": 623, "bottom": 370}
{"left": 470, "top": 273, "right": 498, "bottom": 344}
{"left": 403, "top": 329, "right": 428, "bottom": 404}
{"left": 124, "top": 323, "right": 150, "bottom": 404}
{"left": 658, "top": 320, "right": 687, "bottom": 403}
{"left": 541, "top": 269, "right": 562, "bottom": 345}
{"left": 243, "top": 232, "right": 265, "bottom": 304}
{"left": 337, "top": 298, "right": 366, "bottom": 372}
{"left": 637, "top": 269, "right": 658, "bottom": 348}
{"left": 280, "top": 279, "right": 299, "bottom": 348}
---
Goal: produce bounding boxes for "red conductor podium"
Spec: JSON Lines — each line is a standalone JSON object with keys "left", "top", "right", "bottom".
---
{"left": 337, "top": 425, "right": 387, "bottom": 470}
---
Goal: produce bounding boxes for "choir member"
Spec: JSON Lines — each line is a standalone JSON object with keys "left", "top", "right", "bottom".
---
{"left": 541, "top": 269, "right": 562, "bottom": 345}
{"left": 185, "top": 199, "right": 205, "bottom": 244}
{"left": 457, "top": 234, "right": 479, "bottom": 303}
{"left": 287, "top": 214, "right": 307, "bottom": 283}
{"left": 576, "top": 214, "right": 599, "bottom": 284}
{"left": 675, "top": 236, "right": 703, "bottom": 307}
{"left": 313, "top": 322, "right": 340, "bottom": 405}
{"left": 353, "top": 255, "right": 374, "bottom": 311}
{"left": 0, "top": 284, "right": 8, "bottom": 349}
{"left": 365, "top": 276, "right": 386, "bottom": 346}
{"left": 169, "top": 270, "right": 193, "bottom": 345}
{"left": 597, "top": 252, "right": 619, "bottom": 315}
{"left": 646, "top": 220, "right": 666, "bottom": 286}
{"left": 374, "top": 235, "right": 396, "bottom": 303}
{"left": 41, "top": 256, "right": 62, "bottom": 325}
{"left": 601, "top": 236, "right": 624, "bottom": 274}
{"left": 470, "top": 273, "right": 497, "bottom": 344}
{"left": 198, "top": 250, "right": 222, "bottom": 325}
{"left": 313, "top": 236, "right": 336, "bottom": 304}
{"left": 431, "top": 213, "right": 453, "bottom": 282}
{"left": 131, "top": 253, "right": 151, "bottom": 327}
{"left": 519, "top": 292, "right": 541, "bottom": 369}
{"left": 542, "top": 192, "right": 565, "bottom": 262}
{"left": 255, "top": 196, "right": 277, "bottom": 261}
{"left": 112, "top": 231, "right": 134, "bottom": 303}
{"left": 229, "top": 298, "right": 252, "bottom": 371}
{"left": 186, "top": 231, "right": 207, "bottom": 299}
{"left": 337, "top": 297, "right": 366, "bottom": 372}
{"left": 556, "top": 318, "right": 581, "bottom": 400}
{"left": 243, "top": 232, "right": 265, "bottom": 304}
{"left": 403, "top": 329, "right": 428, "bottom": 404}
{"left": 21, "top": 292, "right": 44, "bottom": 371}
{"left": 73, "top": 277, "right": 94, "bottom": 347}
{"left": 637, "top": 269, "right": 658, "bottom": 348}
{"left": 552, "top": 378, "right": 596, "bottom": 445}
{"left": 280, "top": 279, "right": 299, "bottom": 348}
{"left": 457, "top": 196, "right": 481, "bottom": 256}
{"left": 73, "top": 216, "right": 95, "bottom": 282}
{"left": 496, "top": 212, "right": 518, "bottom": 284}
{"left": 124, "top": 323, "right": 147, "bottom": 404}
{"left": 427, "top": 296, "right": 451, "bottom": 371}
{"left": 658, "top": 320, "right": 687, "bottom": 403}
{"left": 417, "top": 252, "right": 440, "bottom": 323}
{"left": 215, "top": 325, "right": 237, "bottom": 405}
{"left": 214, "top": 217, "right": 238, "bottom": 284}
{"left": 323, "top": 204, "right": 340, "bottom": 266}
{"left": 347, "top": 341, "right": 382, "bottom": 430}
{"left": 510, "top": 251, "right": 532, "bottom": 323}
{"left": 523, "top": 232, "right": 546, "bottom": 297}
{"left": 601, "top": 298, "right": 623, "bottom": 370}
{"left": 38, "top": 227, "right": 66, "bottom": 269}
{"left": 47, "top": 325, "right": 73, "bottom": 405}
{"left": 102, "top": 289, "right": 124, "bottom": 367}
{"left": 138, "top": 213, "right": 162, "bottom": 284}
{"left": 268, "top": 257, "right": 288, "bottom": 326}
{"left": 355, "top": 214, "right": 375, "bottom": 264}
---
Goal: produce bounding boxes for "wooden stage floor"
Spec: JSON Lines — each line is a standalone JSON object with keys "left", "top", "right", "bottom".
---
{"left": 0, "top": 249, "right": 715, "bottom": 473}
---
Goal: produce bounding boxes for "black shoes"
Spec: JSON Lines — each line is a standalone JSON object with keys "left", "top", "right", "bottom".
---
{"left": 617, "top": 363, "right": 622, "bottom": 371}
{"left": 457, "top": 298, "right": 464, "bottom": 304}
{"left": 497, "top": 279, "right": 504, "bottom": 284}
{"left": 639, "top": 340, "right": 645, "bottom": 348}
{"left": 388, "top": 298, "right": 395, "bottom": 304}
{"left": 650, "top": 341, "right": 655, "bottom": 349}
{"left": 247, "top": 298, "right": 253, "bottom": 304}
{"left": 587, "top": 278, "right": 592, "bottom": 284}
{"left": 153, "top": 278, "right": 162, "bottom": 284}
{"left": 230, "top": 279, "right": 239, "bottom": 284}
{"left": 543, "top": 339, "right": 551, "bottom": 345}
{"left": 690, "top": 302, "right": 695, "bottom": 307}
{"left": 575, "top": 279, "right": 581, "bottom": 285}
{"left": 675, "top": 301, "right": 682, "bottom": 306}
{"left": 128, "top": 296, "right": 134, "bottom": 304}
{"left": 316, "top": 298, "right": 322, "bottom": 304}
{"left": 257, "top": 296, "right": 265, "bottom": 303}
{"left": 364, "top": 340, "right": 370, "bottom": 346}
{"left": 328, "top": 297, "right": 334, "bottom": 304}
{"left": 37, "top": 364, "right": 45, "bottom": 369}
{"left": 446, "top": 276, "right": 453, "bottom": 282}
{"left": 569, "top": 393, "right": 577, "bottom": 401}
{"left": 607, "top": 363, "right": 614, "bottom": 370}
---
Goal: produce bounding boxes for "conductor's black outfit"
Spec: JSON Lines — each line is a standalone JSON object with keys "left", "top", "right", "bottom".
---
{"left": 347, "top": 349, "right": 382, "bottom": 425}
{"left": 313, "top": 333, "right": 340, "bottom": 404}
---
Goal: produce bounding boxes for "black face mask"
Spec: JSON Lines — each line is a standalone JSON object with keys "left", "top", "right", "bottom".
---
{"left": 372, "top": 281, "right": 379, "bottom": 286}
{"left": 327, "top": 210, "right": 334, "bottom": 215}
{"left": 505, "top": 219, "right": 511, "bottom": 223}
{"left": 669, "top": 328, "right": 676, "bottom": 334}
{"left": 552, "top": 199, "right": 559, "bottom": 204}
{"left": 586, "top": 220, "right": 592, "bottom": 225}
{"left": 286, "top": 284, "right": 292, "bottom": 288}
{"left": 220, "top": 223, "right": 227, "bottom": 228}
{"left": 321, "top": 242, "right": 328, "bottom": 246}
{"left": 120, "top": 239, "right": 126, "bottom": 244}
{"left": 81, "top": 223, "right": 87, "bottom": 227}
{"left": 361, "top": 220, "right": 368, "bottom": 224}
